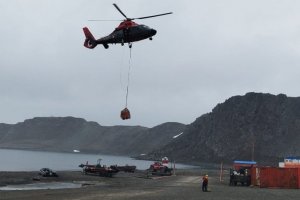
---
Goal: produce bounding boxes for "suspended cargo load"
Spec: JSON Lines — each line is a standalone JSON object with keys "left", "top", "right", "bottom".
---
{"left": 120, "top": 107, "right": 131, "bottom": 120}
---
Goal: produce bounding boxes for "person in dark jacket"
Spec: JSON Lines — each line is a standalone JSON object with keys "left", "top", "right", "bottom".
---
{"left": 202, "top": 175, "right": 208, "bottom": 192}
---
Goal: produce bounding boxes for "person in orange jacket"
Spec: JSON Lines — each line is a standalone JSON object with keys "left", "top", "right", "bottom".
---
{"left": 202, "top": 175, "right": 208, "bottom": 192}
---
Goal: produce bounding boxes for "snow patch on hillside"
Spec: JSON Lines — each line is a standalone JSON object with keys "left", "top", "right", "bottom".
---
{"left": 173, "top": 132, "right": 184, "bottom": 139}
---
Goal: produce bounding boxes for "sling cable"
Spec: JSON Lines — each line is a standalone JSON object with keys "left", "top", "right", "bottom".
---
{"left": 120, "top": 47, "right": 132, "bottom": 120}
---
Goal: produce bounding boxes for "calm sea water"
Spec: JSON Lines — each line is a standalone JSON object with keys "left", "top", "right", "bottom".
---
{"left": 0, "top": 149, "right": 192, "bottom": 171}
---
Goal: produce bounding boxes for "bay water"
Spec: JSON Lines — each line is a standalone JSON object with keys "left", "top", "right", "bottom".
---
{"left": 0, "top": 148, "right": 192, "bottom": 171}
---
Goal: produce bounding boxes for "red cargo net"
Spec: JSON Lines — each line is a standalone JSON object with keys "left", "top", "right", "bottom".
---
{"left": 120, "top": 108, "right": 131, "bottom": 120}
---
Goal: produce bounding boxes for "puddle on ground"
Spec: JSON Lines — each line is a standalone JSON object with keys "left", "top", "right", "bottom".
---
{"left": 0, "top": 182, "right": 82, "bottom": 191}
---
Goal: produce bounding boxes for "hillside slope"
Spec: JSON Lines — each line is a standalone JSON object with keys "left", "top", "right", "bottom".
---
{"left": 0, "top": 117, "right": 185, "bottom": 156}
{"left": 1, "top": 92, "right": 300, "bottom": 165}
{"left": 145, "top": 93, "right": 300, "bottom": 165}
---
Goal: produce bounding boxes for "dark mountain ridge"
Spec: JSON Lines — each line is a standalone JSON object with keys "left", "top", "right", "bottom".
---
{"left": 0, "top": 92, "right": 299, "bottom": 165}
{"left": 145, "top": 93, "right": 300, "bottom": 165}
{"left": 0, "top": 117, "right": 185, "bottom": 156}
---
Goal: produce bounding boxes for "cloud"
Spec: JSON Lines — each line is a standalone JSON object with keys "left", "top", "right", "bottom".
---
{"left": 0, "top": 0, "right": 300, "bottom": 127}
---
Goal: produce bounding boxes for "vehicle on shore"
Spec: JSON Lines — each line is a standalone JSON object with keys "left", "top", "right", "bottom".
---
{"left": 39, "top": 168, "right": 58, "bottom": 177}
{"left": 229, "top": 161, "right": 256, "bottom": 186}
{"left": 148, "top": 158, "right": 173, "bottom": 176}
{"left": 229, "top": 168, "right": 251, "bottom": 186}
{"left": 79, "top": 159, "right": 118, "bottom": 177}
{"left": 110, "top": 165, "right": 136, "bottom": 173}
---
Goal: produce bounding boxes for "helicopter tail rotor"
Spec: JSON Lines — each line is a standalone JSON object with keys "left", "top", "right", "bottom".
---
{"left": 83, "top": 27, "right": 97, "bottom": 49}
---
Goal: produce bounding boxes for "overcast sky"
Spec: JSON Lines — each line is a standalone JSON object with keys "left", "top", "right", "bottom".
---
{"left": 1, "top": 0, "right": 300, "bottom": 127}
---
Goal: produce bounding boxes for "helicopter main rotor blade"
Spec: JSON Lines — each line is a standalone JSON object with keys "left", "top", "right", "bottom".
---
{"left": 133, "top": 12, "right": 173, "bottom": 20}
{"left": 113, "top": 3, "right": 128, "bottom": 19}
{"left": 88, "top": 19, "right": 122, "bottom": 21}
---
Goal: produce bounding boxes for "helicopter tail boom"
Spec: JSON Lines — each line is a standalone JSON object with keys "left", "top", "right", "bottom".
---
{"left": 83, "top": 27, "right": 97, "bottom": 49}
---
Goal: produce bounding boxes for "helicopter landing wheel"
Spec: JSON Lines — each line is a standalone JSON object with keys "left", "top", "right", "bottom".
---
{"left": 103, "top": 44, "right": 109, "bottom": 49}
{"left": 129, "top": 43, "right": 132, "bottom": 48}
{"left": 149, "top": 37, "right": 153, "bottom": 40}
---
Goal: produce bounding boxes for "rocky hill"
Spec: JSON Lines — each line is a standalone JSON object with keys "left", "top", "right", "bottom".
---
{"left": 0, "top": 117, "right": 185, "bottom": 156}
{"left": 144, "top": 92, "right": 300, "bottom": 165}
{"left": 0, "top": 92, "right": 299, "bottom": 165}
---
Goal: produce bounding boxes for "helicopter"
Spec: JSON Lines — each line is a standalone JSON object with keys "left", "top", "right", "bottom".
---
{"left": 83, "top": 3, "right": 172, "bottom": 49}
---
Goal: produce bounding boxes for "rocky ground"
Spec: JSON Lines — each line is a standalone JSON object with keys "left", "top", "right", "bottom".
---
{"left": 0, "top": 169, "right": 299, "bottom": 200}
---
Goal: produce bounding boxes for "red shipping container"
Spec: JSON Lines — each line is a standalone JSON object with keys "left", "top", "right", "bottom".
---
{"left": 259, "top": 167, "right": 300, "bottom": 189}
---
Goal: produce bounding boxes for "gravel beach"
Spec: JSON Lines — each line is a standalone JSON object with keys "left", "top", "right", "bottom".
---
{"left": 0, "top": 169, "right": 299, "bottom": 200}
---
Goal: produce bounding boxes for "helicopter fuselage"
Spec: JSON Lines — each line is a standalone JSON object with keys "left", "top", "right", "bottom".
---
{"left": 83, "top": 3, "right": 171, "bottom": 49}
{"left": 99, "top": 24, "right": 157, "bottom": 45}
{"left": 83, "top": 23, "right": 157, "bottom": 49}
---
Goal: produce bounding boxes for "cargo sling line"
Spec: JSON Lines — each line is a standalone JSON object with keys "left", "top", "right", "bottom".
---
{"left": 120, "top": 46, "right": 132, "bottom": 120}
{"left": 125, "top": 47, "right": 132, "bottom": 108}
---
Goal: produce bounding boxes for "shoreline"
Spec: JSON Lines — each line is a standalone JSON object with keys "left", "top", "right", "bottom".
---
{"left": 0, "top": 147, "right": 230, "bottom": 168}
{"left": 1, "top": 169, "right": 299, "bottom": 200}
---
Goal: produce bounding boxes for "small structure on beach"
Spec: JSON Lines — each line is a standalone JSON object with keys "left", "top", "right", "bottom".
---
{"left": 229, "top": 160, "right": 257, "bottom": 186}
{"left": 259, "top": 167, "right": 300, "bottom": 189}
{"left": 279, "top": 156, "right": 300, "bottom": 168}
{"left": 231, "top": 159, "right": 300, "bottom": 189}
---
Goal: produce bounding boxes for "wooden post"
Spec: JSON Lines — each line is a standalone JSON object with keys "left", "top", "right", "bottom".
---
{"left": 220, "top": 162, "right": 223, "bottom": 182}
{"left": 173, "top": 160, "right": 176, "bottom": 176}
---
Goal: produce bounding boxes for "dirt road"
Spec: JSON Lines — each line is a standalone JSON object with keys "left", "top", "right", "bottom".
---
{"left": 0, "top": 170, "right": 299, "bottom": 200}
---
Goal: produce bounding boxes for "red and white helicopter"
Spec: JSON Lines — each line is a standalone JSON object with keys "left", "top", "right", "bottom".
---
{"left": 83, "top": 3, "right": 172, "bottom": 49}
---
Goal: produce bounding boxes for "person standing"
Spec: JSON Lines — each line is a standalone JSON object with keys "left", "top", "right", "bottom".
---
{"left": 202, "top": 175, "right": 208, "bottom": 192}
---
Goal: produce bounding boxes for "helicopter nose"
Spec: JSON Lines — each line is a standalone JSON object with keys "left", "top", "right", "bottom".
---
{"left": 151, "top": 29, "right": 157, "bottom": 36}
